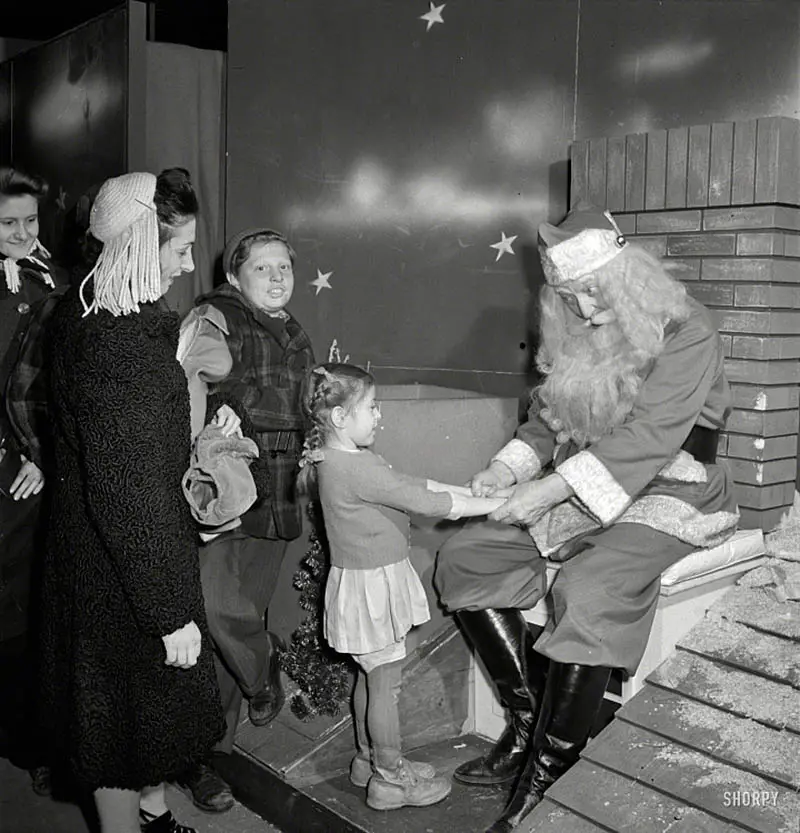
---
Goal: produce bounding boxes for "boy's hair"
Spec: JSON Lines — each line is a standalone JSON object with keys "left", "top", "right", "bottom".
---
{"left": 296, "top": 362, "right": 375, "bottom": 495}
{"left": 226, "top": 229, "right": 296, "bottom": 277}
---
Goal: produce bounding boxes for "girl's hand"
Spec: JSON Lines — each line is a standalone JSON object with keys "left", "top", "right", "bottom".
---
{"left": 212, "top": 404, "right": 242, "bottom": 437}
{"left": 11, "top": 456, "right": 44, "bottom": 501}
{"left": 469, "top": 460, "right": 515, "bottom": 497}
{"left": 162, "top": 620, "right": 201, "bottom": 668}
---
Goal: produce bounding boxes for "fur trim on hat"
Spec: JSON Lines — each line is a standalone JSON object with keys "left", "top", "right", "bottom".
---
{"left": 539, "top": 206, "right": 627, "bottom": 286}
{"left": 80, "top": 172, "right": 161, "bottom": 316}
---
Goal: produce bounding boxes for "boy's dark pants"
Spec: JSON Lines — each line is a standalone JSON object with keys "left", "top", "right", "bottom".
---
{"left": 199, "top": 530, "right": 287, "bottom": 752}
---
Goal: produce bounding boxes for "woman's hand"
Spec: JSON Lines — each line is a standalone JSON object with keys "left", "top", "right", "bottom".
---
{"left": 469, "top": 460, "right": 516, "bottom": 497}
{"left": 11, "top": 456, "right": 44, "bottom": 501}
{"left": 212, "top": 404, "right": 242, "bottom": 437}
{"left": 162, "top": 620, "right": 202, "bottom": 668}
{"left": 490, "top": 473, "right": 574, "bottom": 528}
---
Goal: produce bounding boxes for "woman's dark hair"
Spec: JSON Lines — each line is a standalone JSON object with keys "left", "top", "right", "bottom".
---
{"left": 154, "top": 167, "right": 198, "bottom": 245}
{"left": 0, "top": 167, "right": 49, "bottom": 201}
{"left": 228, "top": 229, "right": 296, "bottom": 276}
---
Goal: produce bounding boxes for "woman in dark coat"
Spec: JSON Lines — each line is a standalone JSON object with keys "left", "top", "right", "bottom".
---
{"left": 0, "top": 167, "right": 67, "bottom": 635}
{"left": 37, "top": 169, "right": 229, "bottom": 833}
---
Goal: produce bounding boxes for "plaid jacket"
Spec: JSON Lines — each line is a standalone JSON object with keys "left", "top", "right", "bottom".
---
{"left": 2, "top": 259, "right": 69, "bottom": 469}
{"left": 191, "top": 284, "right": 315, "bottom": 541}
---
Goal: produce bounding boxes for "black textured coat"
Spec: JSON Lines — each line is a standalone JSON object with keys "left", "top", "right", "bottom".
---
{"left": 37, "top": 291, "right": 224, "bottom": 790}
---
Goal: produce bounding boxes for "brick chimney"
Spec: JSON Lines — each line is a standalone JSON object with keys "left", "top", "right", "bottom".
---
{"left": 568, "top": 117, "right": 800, "bottom": 531}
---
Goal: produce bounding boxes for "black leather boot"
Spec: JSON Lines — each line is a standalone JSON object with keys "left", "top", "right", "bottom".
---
{"left": 454, "top": 609, "right": 548, "bottom": 786}
{"left": 485, "top": 661, "right": 612, "bottom": 833}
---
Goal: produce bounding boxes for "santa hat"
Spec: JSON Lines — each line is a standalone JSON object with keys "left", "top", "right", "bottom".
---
{"left": 538, "top": 202, "right": 628, "bottom": 286}
{"left": 79, "top": 172, "right": 161, "bottom": 316}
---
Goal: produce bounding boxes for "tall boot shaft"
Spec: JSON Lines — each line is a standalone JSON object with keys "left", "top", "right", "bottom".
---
{"left": 534, "top": 662, "right": 612, "bottom": 749}
{"left": 486, "top": 662, "right": 612, "bottom": 833}
{"left": 456, "top": 608, "right": 546, "bottom": 711}
{"left": 454, "top": 609, "right": 548, "bottom": 786}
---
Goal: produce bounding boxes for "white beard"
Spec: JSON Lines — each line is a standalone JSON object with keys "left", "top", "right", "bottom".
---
{"left": 537, "top": 319, "right": 653, "bottom": 448}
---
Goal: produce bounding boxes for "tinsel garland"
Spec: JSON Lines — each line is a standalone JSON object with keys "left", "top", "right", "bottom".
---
{"left": 279, "top": 503, "right": 354, "bottom": 720}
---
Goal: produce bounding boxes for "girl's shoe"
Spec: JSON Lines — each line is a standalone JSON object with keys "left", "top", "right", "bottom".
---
{"left": 139, "top": 808, "right": 197, "bottom": 833}
{"left": 350, "top": 754, "right": 436, "bottom": 788}
{"left": 366, "top": 758, "right": 451, "bottom": 810}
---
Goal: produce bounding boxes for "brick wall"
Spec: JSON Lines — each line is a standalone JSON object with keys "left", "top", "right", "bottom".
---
{"left": 569, "top": 117, "right": 800, "bottom": 531}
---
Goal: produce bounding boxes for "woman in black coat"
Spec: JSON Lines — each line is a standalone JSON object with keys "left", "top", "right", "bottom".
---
{"left": 38, "top": 169, "right": 231, "bottom": 833}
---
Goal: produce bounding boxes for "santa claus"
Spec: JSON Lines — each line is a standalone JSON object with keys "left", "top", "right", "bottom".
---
{"left": 435, "top": 204, "right": 739, "bottom": 833}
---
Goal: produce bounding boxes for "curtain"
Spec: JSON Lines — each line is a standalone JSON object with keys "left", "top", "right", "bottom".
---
{"left": 146, "top": 41, "right": 224, "bottom": 316}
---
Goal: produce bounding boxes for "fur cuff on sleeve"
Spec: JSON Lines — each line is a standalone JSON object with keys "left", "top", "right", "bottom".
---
{"left": 493, "top": 438, "right": 542, "bottom": 484}
{"left": 557, "top": 450, "right": 630, "bottom": 525}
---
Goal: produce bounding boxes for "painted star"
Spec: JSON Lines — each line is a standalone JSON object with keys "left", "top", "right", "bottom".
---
{"left": 490, "top": 232, "right": 518, "bottom": 262}
{"left": 310, "top": 269, "right": 333, "bottom": 296}
{"left": 55, "top": 186, "right": 68, "bottom": 212}
{"left": 420, "top": 2, "right": 445, "bottom": 32}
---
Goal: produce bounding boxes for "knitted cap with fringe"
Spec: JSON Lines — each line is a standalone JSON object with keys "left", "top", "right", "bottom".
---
{"left": 80, "top": 172, "right": 161, "bottom": 316}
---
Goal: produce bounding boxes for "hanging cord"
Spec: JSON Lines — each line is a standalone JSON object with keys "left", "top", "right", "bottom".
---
{"left": 3, "top": 238, "right": 55, "bottom": 294}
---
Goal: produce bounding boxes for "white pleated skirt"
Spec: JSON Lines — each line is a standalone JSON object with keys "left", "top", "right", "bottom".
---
{"left": 324, "top": 558, "right": 430, "bottom": 655}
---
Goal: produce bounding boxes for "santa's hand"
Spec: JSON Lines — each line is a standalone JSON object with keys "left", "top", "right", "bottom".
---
{"left": 162, "top": 620, "right": 202, "bottom": 668}
{"left": 470, "top": 460, "right": 515, "bottom": 497}
{"left": 490, "top": 474, "right": 573, "bottom": 527}
{"left": 212, "top": 404, "right": 242, "bottom": 437}
{"left": 11, "top": 456, "right": 44, "bottom": 501}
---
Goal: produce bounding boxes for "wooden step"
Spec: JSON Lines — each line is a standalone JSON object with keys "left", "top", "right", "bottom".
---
{"left": 617, "top": 684, "right": 800, "bottom": 791}
{"left": 678, "top": 616, "right": 800, "bottom": 687}
{"left": 648, "top": 650, "right": 799, "bottom": 734}
{"left": 580, "top": 719, "right": 799, "bottom": 833}
{"left": 538, "top": 760, "right": 745, "bottom": 832}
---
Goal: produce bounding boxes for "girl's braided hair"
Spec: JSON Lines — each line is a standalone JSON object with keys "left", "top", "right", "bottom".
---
{"left": 297, "top": 362, "right": 375, "bottom": 495}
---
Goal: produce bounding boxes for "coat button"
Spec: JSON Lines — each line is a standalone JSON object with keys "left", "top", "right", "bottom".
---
{"left": 17, "top": 302, "right": 30, "bottom": 315}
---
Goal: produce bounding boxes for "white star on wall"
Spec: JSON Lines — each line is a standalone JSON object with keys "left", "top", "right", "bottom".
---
{"left": 310, "top": 269, "right": 333, "bottom": 295}
{"left": 490, "top": 232, "right": 518, "bottom": 262}
{"left": 420, "top": 2, "right": 445, "bottom": 32}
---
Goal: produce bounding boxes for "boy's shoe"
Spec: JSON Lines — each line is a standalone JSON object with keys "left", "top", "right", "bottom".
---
{"left": 350, "top": 754, "right": 436, "bottom": 788}
{"left": 29, "top": 766, "right": 52, "bottom": 797}
{"left": 248, "top": 632, "right": 286, "bottom": 727}
{"left": 174, "top": 760, "right": 235, "bottom": 813}
{"left": 366, "top": 758, "right": 451, "bottom": 810}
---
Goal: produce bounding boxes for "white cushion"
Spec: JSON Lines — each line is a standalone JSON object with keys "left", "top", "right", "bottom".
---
{"left": 660, "top": 528, "right": 766, "bottom": 587}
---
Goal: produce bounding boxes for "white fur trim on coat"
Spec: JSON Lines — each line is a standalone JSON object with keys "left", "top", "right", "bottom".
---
{"left": 557, "top": 449, "right": 630, "bottom": 525}
{"left": 493, "top": 438, "right": 542, "bottom": 484}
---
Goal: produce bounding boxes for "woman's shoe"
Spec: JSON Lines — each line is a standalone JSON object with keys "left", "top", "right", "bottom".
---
{"left": 139, "top": 808, "right": 197, "bottom": 833}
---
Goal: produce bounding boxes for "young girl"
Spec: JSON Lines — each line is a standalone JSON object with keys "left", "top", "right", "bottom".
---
{"left": 298, "top": 363, "right": 508, "bottom": 812}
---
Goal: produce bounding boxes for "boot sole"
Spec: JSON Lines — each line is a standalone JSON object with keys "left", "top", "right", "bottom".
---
{"left": 366, "top": 784, "right": 451, "bottom": 811}
{"left": 453, "top": 770, "right": 517, "bottom": 786}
